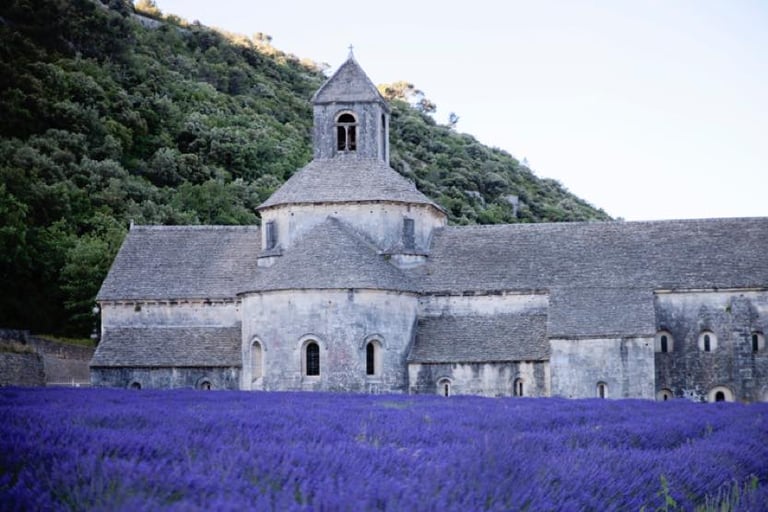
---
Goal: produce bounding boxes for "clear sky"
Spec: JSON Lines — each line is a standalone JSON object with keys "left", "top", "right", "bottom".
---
{"left": 153, "top": 0, "right": 767, "bottom": 221}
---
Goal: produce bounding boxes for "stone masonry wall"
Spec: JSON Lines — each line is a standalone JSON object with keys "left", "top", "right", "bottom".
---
{"left": 655, "top": 291, "right": 768, "bottom": 402}
{"left": 0, "top": 329, "right": 92, "bottom": 386}
{"left": 0, "top": 352, "right": 45, "bottom": 386}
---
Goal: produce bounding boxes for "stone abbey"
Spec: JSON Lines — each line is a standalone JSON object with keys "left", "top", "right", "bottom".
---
{"left": 91, "top": 55, "right": 768, "bottom": 402}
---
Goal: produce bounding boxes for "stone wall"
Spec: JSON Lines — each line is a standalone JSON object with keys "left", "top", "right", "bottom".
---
{"left": 655, "top": 291, "right": 768, "bottom": 402}
{"left": 408, "top": 361, "right": 549, "bottom": 397}
{"left": 0, "top": 329, "right": 93, "bottom": 386}
{"left": 91, "top": 367, "right": 240, "bottom": 390}
{"left": 100, "top": 300, "right": 240, "bottom": 328}
{"left": 0, "top": 352, "right": 45, "bottom": 386}
{"left": 260, "top": 202, "right": 445, "bottom": 256}
{"left": 313, "top": 102, "right": 387, "bottom": 160}
{"left": 550, "top": 337, "right": 655, "bottom": 399}
{"left": 27, "top": 336, "right": 94, "bottom": 386}
{"left": 241, "top": 289, "right": 418, "bottom": 392}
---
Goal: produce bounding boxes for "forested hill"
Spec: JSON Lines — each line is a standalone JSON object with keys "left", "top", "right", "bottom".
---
{"left": 0, "top": 0, "right": 610, "bottom": 337}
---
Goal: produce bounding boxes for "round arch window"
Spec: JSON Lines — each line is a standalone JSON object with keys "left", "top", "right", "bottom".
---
{"left": 365, "top": 339, "right": 383, "bottom": 377}
{"left": 304, "top": 341, "right": 320, "bottom": 377}
{"left": 513, "top": 378, "right": 524, "bottom": 397}
{"left": 655, "top": 331, "right": 674, "bottom": 353}
{"left": 336, "top": 112, "right": 357, "bottom": 152}
{"left": 698, "top": 331, "right": 717, "bottom": 352}
{"left": 707, "top": 386, "right": 734, "bottom": 403}
{"left": 596, "top": 381, "right": 608, "bottom": 399}
{"left": 656, "top": 388, "right": 673, "bottom": 401}
{"left": 437, "top": 378, "right": 452, "bottom": 397}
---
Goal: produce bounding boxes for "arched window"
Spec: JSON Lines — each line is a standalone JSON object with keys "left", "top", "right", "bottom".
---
{"left": 597, "top": 381, "right": 607, "bottom": 399}
{"left": 129, "top": 381, "right": 141, "bottom": 390}
{"left": 363, "top": 337, "right": 383, "bottom": 378}
{"left": 655, "top": 331, "right": 674, "bottom": 353}
{"left": 698, "top": 331, "right": 717, "bottom": 352}
{"left": 513, "top": 378, "right": 524, "bottom": 397}
{"left": 251, "top": 340, "right": 263, "bottom": 381}
{"left": 366, "top": 342, "right": 376, "bottom": 376}
{"left": 752, "top": 332, "right": 765, "bottom": 352}
{"left": 657, "top": 388, "right": 673, "bottom": 401}
{"left": 305, "top": 342, "right": 320, "bottom": 376}
{"left": 707, "top": 386, "right": 734, "bottom": 403}
{"left": 336, "top": 113, "right": 357, "bottom": 152}
{"left": 198, "top": 379, "right": 212, "bottom": 390}
{"left": 437, "top": 378, "right": 452, "bottom": 397}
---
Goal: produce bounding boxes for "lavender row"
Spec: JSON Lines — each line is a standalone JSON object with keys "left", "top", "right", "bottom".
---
{"left": 1, "top": 388, "right": 767, "bottom": 511}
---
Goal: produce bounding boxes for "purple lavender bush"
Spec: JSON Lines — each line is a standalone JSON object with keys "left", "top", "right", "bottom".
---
{"left": 1, "top": 388, "right": 766, "bottom": 511}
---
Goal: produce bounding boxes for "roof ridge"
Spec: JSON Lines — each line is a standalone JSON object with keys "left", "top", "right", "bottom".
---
{"left": 311, "top": 56, "right": 386, "bottom": 105}
{"left": 131, "top": 225, "right": 260, "bottom": 231}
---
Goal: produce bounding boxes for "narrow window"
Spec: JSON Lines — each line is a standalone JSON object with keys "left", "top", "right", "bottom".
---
{"left": 306, "top": 342, "right": 320, "bottom": 376}
{"left": 704, "top": 334, "right": 711, "bottom": 352}
{"left": 660, "top": 335, "right": 668, "bottom": 353}
{"left": 380, "top": 114, "right": 387, "bottom": 160}
{"left": 514, "top": 378, "right": 524, "bottom": 397}
{"left": 336, "top": 113, "right": 357, "bottom": 152}
{"left": 715, "top": 391, "right": 725, "bottom": 402}
{"left": 251, "top": 341, "right": 263, "bottom": 380}
{"left": 597, "top": 382, "right": 607, "bottom": 399}
{"left": 437, "top": 378, "right": 451, "bottom": 397}
{"left": 265, "top": 221, "right": 277, "bottom": 250}
{"left": 403, "top": 217, "right": 415, "bottom": 250}
{"left": 366, "top": 342, "right": 375, "bottom": 376}
{"left": 752, "top": 333, "right": 762, "bottom": 352}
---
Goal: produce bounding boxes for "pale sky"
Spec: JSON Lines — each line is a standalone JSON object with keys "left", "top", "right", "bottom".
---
{"left": 153, "top": 0, "right": 767, "bottom": 221}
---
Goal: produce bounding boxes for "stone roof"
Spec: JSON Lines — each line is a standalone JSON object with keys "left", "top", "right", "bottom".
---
{"left": 91, "top": 326, "right": 241, "bottom": 367}
{"left": 97, "top": 217, "right": 768, "bottom": 340}
{"left": 411, "top": 218, "right": 768, "bottom": 337}
{"left": 241, "top": 217, "right": 418, "bottom": 294}
{"left": 258, "top": 156, "right": 440, "bottom": 210}
{"left": 409, "top": 313, "right": 549, "bottom": 363}
{"left": 97, "top": 225, "right": 260, "bottom": 301}
{"left": 312, "top": 56, "right": 387, "bottom": 106}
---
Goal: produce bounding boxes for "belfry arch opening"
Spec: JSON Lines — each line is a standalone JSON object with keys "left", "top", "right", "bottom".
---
{"left": 336, "top": 113, "right": 357, "bottom": 152}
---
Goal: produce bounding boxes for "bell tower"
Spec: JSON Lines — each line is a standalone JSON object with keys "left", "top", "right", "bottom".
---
{"left": 311, "top": 50, "right": 390, "bottom": 163}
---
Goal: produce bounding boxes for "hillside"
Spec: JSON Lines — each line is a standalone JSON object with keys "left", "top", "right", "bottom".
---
{"left": 0, "top": 0, "right": 609, "bottom": 337}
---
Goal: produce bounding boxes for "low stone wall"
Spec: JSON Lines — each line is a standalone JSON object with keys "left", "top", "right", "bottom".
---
{"left": 0, "top": 329, "right": 94, "bottom": 387}
{"left": 0, "top": 352, "right": 45, "bottom": 387}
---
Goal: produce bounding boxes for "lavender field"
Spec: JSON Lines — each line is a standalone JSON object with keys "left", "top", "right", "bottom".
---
{"left": 1, "top": 389, "right": 767, "bottom": 511}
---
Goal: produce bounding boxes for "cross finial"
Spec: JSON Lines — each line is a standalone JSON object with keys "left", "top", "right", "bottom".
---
{"left": 348, "top": 44, "right": 354, "bottom": 59}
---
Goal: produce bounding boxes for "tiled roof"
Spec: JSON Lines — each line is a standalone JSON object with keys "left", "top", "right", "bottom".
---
{"left": 411, "top": 218, "right": 768, "bottom": 337}
{"left": 241, "top": 217, "right": 418, "bottom": 293}
{"left": 258, "top": 156, "right": 440, "bottom": 210}
{"left": 90, "top": 326, "right": 241, "bottom": 367}
{"left": 312, "top": 57, "right": 386, "bottom": 105}
{"left": 409, "top": 313, "right": 549, "bottom": 363}
{"left": 96, "top": 225, "right": 261, "bottom": 301}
